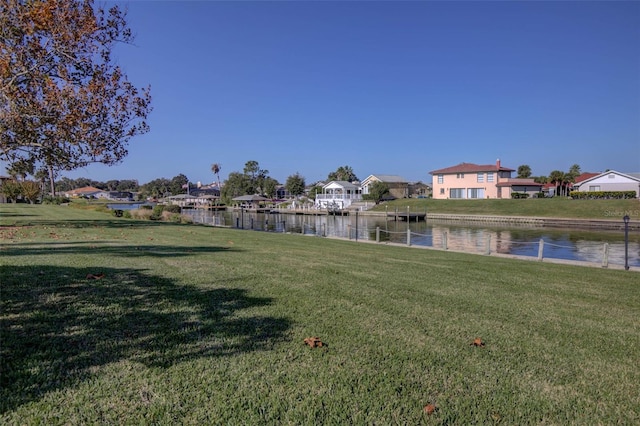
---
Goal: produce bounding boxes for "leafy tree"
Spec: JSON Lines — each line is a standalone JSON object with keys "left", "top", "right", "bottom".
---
{"left": 263, "top": 177, "right": 278, "bottom": 199}
{"left": 0, "top": 180, "right": 21, "bottom": 202}
{"left": 307, "top": 185, "right": 322, "bottom": 200}
{"left": 1, "top": 0, "right": 152, "bottom": 194}
{"left": 116, "top": 179, "right": 139, "bottom": 191}
{"left": 285, "top": 172, "right": 306, "bottom": 197}
{"left": 105, "top": 180, "right": 120, "bottom": 191}
{"left": 367, "top": 181, "right": 390, "bottom": 204}
{"left": 169, "top": 174, "right": 189, "bottom": 195}
{"left": 327, "top": 165, "right": 358, "bottom": 182}
{"left": 517, "top": 165, "right": 532, "bottom": 179}
{"left": 221, "top": 172, "right": 251, "bottom": 203}
{"left": 243, "top": 160, "right": 270, "bottom": 195}
{"left": 21, "top": 180, "right": 41, "bottom": 203}
{"left": 140, "top": 178, "right": 171, "bottom": 199}
{"left": 533, "top": 176, "right": 548, "bottom": 184}
{"left": 6, "top": 158, "right": 35, "bottom": 181}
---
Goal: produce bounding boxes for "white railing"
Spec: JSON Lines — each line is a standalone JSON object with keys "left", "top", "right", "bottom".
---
{"left": 315, "top": 194, "right": 363, "bottom": 200}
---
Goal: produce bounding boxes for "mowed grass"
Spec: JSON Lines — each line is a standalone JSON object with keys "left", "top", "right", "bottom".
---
{"left": 1, "top": 205, "right": 639, "bottom": 424}
{"left": 377, "top": 197, "right": 640, "bottom": 219}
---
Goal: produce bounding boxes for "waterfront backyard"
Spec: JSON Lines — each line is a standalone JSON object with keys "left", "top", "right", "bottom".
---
{"left": 1, "top": 205, "right": 639, "bottom": 423}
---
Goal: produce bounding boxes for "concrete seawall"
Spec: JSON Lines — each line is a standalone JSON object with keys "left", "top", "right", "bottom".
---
{"left": 422, "top": 213, "right": 639, "bottom": 231}
{"left": 351, "top": 211, "right": 639, "bottom": 231}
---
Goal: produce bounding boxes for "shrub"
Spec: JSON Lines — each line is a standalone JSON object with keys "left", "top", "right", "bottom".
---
{"left": 130, "top": 209, "right": 153, "bottom": 220}
{"left": 122, "top": 210, "right": 132, "bottom": 219}
{"left": 43, "top": 195, "right": 67, "bottom": 205}
{"left": 164, "top": 204, "right": 182, "bottom": 213}
{"left": 570, "top": 190, "right": 636, "bottom": 199}
{"left": 140, "top": 204, "right": 153, "bottom": 210}
{"left": 511, "top": 192, "right": 530, "bottom": 199}
{"left": 150, "top": 205, "right": 165, "bottom": 220}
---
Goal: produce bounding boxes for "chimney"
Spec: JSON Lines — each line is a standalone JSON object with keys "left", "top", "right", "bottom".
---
{"left": 496, "top": 158, "right": 501, "bottom": 169}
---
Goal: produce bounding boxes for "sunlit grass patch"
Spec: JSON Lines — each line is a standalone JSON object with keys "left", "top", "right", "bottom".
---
{"left": 1, "top": 205, "right": 639, "bottom": 423}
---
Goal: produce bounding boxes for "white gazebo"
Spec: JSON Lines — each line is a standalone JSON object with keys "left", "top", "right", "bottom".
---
{"left": 314, "top": 181, "right": 362, "bottom": 210}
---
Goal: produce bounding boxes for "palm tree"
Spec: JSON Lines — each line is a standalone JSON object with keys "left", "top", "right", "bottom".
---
{"left": 548, "top": 170, "right": 565, "bottom": 197}
{"left": 211, "top": 163, "right": 221, "bottom": 191}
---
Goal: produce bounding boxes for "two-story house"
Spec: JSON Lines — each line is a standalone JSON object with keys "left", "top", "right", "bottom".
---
{"left": 430, "top": 160, "right": 539, "bottom": 199}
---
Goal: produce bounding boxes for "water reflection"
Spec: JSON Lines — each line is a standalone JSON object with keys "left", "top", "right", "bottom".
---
{"left": 183, "top": 210, "right": 640, "bottom": 267}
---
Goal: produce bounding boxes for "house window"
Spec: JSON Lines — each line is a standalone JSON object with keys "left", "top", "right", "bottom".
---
{"left": 456, "top": 173, "right": 464, "bottom": 179}
{"left": 477, "top": 173, "right": 484, "bottom": 183}
{"left": 450, "top": 188, "right": 465, "bottom": 199}
{"left": 467, "top": 188, "right": 485, "bottom": 199}
{"left": 437, "top": 174, "right": 443, "bottom": 184}
{"left": 487, "top": 173, "right": 494, "bottom": 182}
{"left": 439, "top": 188, "right": 444, "bottom": 195}
{"left": 589, "top": 185, "right": 600, "bottom": 191}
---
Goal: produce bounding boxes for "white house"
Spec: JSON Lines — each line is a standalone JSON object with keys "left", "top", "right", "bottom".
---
{"left": 314, "top": 180, "right": 362, "bottom": 210}
{"left": 572, "top": 170, "right": 640, "bottom": 198}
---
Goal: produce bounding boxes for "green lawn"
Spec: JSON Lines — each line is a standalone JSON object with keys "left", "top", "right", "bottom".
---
{"left": 1, "top": 205, "right": 639, "bottom": 424}
{"left": 376, "top": 197, "right": 640, "bottom": 219}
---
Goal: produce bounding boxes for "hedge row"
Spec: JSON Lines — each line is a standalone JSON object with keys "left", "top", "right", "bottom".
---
{"left": 570, "top": 191, "right": 637, "bottom": 199}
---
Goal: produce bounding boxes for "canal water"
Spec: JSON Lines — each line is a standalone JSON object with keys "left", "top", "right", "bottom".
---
{"left": 183, "top": 209, "right": 640, "bottom": 268}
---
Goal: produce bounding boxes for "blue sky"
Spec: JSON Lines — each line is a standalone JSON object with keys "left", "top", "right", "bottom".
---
{"left": 41, "top": 1, "right": 640, "bottom": 185}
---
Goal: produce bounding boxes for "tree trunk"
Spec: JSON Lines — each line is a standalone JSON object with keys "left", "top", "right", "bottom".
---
{"left": 48, "top": 166, "right": 56, "bottom": 196}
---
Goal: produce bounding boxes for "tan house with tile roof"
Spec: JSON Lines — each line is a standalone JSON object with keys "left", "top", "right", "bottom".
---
{"left": 430, "top": 160, "right": 541, "bottom": 199}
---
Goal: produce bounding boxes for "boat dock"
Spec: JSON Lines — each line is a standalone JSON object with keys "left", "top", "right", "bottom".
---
{"left": 388, "top": 212, "right": 427, "bottom": 222}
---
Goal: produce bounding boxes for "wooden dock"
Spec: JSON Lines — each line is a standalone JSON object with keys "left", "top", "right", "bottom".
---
{"left": 388, "top": 212, "right": 427, "bottom": 221}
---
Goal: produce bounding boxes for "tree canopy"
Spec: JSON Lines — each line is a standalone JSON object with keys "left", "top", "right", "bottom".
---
{"left": 327, "top": 165, "right": 358, "bottom": 182}
{"left": 1, "top": 0, "right": 152, "bottom": 189}
{"left": 285, "top": 172, "right": 306, "bottom": 197}
{"left": 366, "top": 181, "right": 390, "bottom": 204}
{"left": 516, "top": 165, "right": 532, "bottom": 179}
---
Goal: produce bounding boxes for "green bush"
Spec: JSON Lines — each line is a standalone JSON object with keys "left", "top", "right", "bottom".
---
{"left": 164, "top": 204, "right": 182, "bottom": 213}
{"left": 150, "top": 205, "right": 165, "bottom": 220}
{"left": 511, "top": 192, "right": 530, "bottom": 199}
{"left": 140, "top": 204, "right": 153, "bottom": 210}
{"left": 570, "top": 190, "right": 636, "bottom": 199}
{"left": 122, "top": 210, "right": 132, "bottom": 219}
{"left": 42, "top": 195, "right": 67, "bottom": 205}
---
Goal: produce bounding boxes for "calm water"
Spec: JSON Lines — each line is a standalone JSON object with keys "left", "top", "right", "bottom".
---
{"left": 183, "top": 209, "right": 640, "bottom": 268}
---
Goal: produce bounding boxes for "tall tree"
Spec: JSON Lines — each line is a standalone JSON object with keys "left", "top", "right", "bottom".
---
{"left": 285, "top": 172, "right": 306, "bottom": 197}
{"left": 517, "top": 164, "right": 532, "bottom": 179}
{"left": 221, "top": 172, "right": 251, "bottom": 202}
{"left": 263, "top": 177, "right": 278, "bottom": 199}
{"left": 169, "top": 174, "right": 189, "bottom": 195}
{"left": 1, "top": 0, "right": 152, "bottom": 194}
{"left": 327, "top": 165, "right": 358, "bottom": 182}
{"left": 567, "top": 164, "right": 581, "bottom": 182}
{"left": 548, "top": 170, "right": 564, "bottom": 197}
{"left": 211, "top": 163, "right": 221, "bottom": 190}
{"left": 243, "top": 160, "right": 269, "bottom": 194}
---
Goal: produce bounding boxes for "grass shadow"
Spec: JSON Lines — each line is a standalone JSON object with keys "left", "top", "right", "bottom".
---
{"left": 0, "top": 265, "right": 291, "bottom": 414}
{"left": 0, "top": 242, "right": 240, "bottom": 258}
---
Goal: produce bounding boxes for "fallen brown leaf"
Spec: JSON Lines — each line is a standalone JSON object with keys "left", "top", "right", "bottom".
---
{"left": 424, "top": 404, "right": 436, "bottom": 415}
{"left": 471, "top": 337, "right": 485, "bottom": 347}
{"left": 303, "top": 337, "right": 324, "bottom": 348}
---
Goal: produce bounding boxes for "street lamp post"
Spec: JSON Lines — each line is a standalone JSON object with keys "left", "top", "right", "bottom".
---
{"left": 623, "top": 215, "right": 630, "bottom": 270}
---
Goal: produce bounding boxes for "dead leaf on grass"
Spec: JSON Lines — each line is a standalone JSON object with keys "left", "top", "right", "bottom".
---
{"left": 423, "top": 404, "right": 436, "bottom": 415}
{"left": 303, "top": 337, "right": 324, "bottom": 348}
{"left": 471, "top": 337, "right": 485, "bottom": 347}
